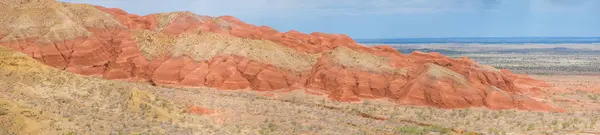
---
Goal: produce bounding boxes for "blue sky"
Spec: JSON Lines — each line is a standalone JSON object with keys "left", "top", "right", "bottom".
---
{"left": 60, "top": 0, "right": 600, "bottom": 39}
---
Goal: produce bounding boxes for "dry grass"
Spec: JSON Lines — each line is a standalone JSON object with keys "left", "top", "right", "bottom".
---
{"left": 59, "top": 2, "right": 123, "bottom": 29}
{"left": 154, "top": 11, "right": 231, "bottom": 32}
{"left": 154, "top": 11, "right": 196, "bottom": 30}
{"left": 329, "top": 47, "right": 407, "bottom": 75}
{"left": 133, "top": 30, "right": 319, "bottom": 71}
{"left": 0, "top": 0, "right": 122, "bottom": 43}
{"left": 0, "top": 98, "right": 60, "bottom": 135}
{"left": 425, "top": 63, "right": 468, "bottom": 85}
{"left": 174, "top": 32, "right": 318, "bottom": 71}
{"left": 131, "top": 30, "right": 179, "bottom": 59}
{"left": 532, "top": 75, "right": 600, "bottom": 93}
{"left": 156, "top": 83, "right": 600, "bottom": 135}
{"left": 0, "top": 46, "right": 201, "bottom": 134}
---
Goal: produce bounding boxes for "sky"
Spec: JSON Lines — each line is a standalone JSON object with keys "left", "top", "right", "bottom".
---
{"left": 60, "top": 0, "right": 600, "bottom": 39}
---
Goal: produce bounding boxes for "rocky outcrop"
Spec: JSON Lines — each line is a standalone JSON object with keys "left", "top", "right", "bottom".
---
{"left": 0, "top": 0, "right": 563, "bottom": 112}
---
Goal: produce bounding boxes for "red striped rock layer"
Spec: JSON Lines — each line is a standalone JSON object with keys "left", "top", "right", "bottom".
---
{"left": 0, "top": 27, "right": 560, "bottom": 112}
{"left": 0, "top": 28, "right": 148, "bottom": 80}
{"left": 0, "top": 1, "right": 562, "bottom": 112}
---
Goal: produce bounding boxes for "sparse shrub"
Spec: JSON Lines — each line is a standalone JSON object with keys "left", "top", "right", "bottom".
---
{"left": 259, "top": 121, "right": 278, "bottom": 135}
{"left": 0, "top": 108, "right": 7, "bottom": 116}
{"left": 464, "top": 131, "right": 481, "bottom": 135}
{"left": 588, "top": 94, "right": 599, "bottom": 101}
{"left": 562, "top": 122, "right": 572, "bottom": 129}
{"left": 396, "top": 126, "right": 427, "bottom": 134}
{"left": 428, "top": 126, "right": 452, "bottom": 134}
{"left": 526, "top": 124, "right": 536, "bottom": 131}
{"left": 488, "top": 127, "right": 502, "bottom": 135}
{"left": 395, "top": 125, "right": 453, "bottom": 135}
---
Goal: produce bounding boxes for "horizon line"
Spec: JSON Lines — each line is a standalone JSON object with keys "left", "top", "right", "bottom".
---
{"left": 354, "top": 37, "right": 600, "bottom": 40}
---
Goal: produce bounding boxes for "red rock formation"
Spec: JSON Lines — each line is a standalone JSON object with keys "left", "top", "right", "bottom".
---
{"left": 94, "top": 6, "right": 158, "bottom": 30}
{"left": 0, "top": 1, "right": 564, "bottom": 112}
{"left": 146, "top": 55, "right": 300, "bottom": 91}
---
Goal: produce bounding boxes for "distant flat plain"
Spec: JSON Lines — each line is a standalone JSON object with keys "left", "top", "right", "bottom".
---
{"left": 370, "top": 43, "right": 600, "bottom": 76}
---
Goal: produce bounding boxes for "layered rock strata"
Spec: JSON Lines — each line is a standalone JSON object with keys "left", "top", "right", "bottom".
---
{"left": 0, "top": 0, "right": 562, "bottom": 112}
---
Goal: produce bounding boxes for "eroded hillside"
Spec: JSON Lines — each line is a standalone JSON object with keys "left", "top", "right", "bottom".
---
{"left": 0, "top": 0, "right": 563, "bottom": 114}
